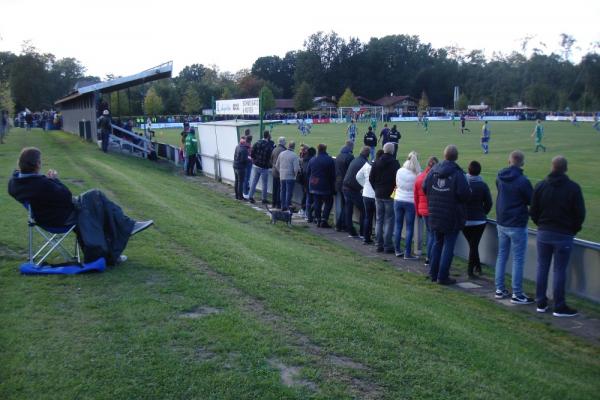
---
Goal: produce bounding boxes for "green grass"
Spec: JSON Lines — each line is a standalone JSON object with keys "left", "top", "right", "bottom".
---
{"left": 1, "top": 129, "right": 599, "bottom": 399}
{"left": 157, "top": 120, "right": 600, "bottom": 242}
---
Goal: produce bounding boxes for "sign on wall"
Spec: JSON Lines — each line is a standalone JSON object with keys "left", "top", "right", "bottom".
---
{"left": 215, "top": 98, "right": 259, "bottom": 115}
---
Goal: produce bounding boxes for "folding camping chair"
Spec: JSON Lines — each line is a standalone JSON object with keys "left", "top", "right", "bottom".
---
{"left": 23, "top": 203, "right": 80, "bottom": 266}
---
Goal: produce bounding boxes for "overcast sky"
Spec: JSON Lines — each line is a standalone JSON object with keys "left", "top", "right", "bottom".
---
{"left": 1, "top": 0, "right": 598, "bottom": 78}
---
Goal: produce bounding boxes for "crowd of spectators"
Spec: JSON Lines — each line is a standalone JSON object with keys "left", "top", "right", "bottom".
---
{"left": 232, "top": 124, "right": 586, "bottom": 318}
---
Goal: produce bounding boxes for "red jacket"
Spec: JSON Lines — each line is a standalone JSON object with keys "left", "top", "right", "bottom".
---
{"left": 414, "top": 167, "right": 431, "bottom": 217}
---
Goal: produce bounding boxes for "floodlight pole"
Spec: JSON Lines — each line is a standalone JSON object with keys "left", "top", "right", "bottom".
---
{"left": 259, "top": 91, "right": 264, "bottom": 138}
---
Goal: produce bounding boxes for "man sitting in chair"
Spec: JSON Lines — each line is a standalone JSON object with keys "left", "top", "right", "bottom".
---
{"left": 8, "top": 147, "right": 153, "bottom": 266}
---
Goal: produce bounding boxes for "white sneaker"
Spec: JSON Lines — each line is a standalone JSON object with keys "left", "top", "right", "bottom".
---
{"left": 117, "top": 254, "right": 128, "bottom": 264}
{"left": 131, "top": 220, "right": 154, "bottom": 236}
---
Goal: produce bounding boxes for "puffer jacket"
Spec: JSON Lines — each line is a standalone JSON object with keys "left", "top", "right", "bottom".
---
{"left": 356, "top": 162, "right": 375, "bottom": 198}
{"left": 394, "top": 167, "right": 417, "bottom": 203}
{"left": 414, "top": 167, "right": 431, "bottom": 217}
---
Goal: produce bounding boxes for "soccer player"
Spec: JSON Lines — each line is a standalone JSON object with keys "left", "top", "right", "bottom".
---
{"left": 571, "top": 113, "right": 579, "bottom": 127}
{"left": 481, "top": 121, "right": 491, "bottom": 154}
{"left": 297, "top": 119, "right": 311, "bottom": 136}
{"left": 532, "top": 119, "right": 546, "bottom": 152}
{"left": 347, "top": 119, "right": 357, "bottom": 142}
{"left": 593, "top": 114, "right": 600, "bottom": 132}
{"left": 451, "top": 113, "right": 456, "bottom": 126}
{"left": 422, "top": 115, "right": 429, "bottom": 133}
{"left": 370, "top": 116, "right": 377, "bottom": 131}
{"left": 460, "top": 114, "right": 471, "bottom": 134}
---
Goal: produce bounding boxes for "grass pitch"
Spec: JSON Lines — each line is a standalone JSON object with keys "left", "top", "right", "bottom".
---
{"left": 0, "top": 129, "right": 599, "bottom": 399}
{"left": 158, "top": 120, "right": 600, "bottom": 242}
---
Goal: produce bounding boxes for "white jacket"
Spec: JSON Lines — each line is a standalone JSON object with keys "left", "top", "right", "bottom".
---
{"left": 355, "top": 162, "right": 376, "bottom": 198}
{"left": 394, "top": 167, "right": 416, "bottom": 203}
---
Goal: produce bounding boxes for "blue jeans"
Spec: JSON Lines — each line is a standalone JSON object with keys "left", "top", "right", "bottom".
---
{"left": 243, "top": 163, "right": 252, "bottom": 196}
{"left": 369, "top": 146, "right": 375, "bottom": 161}
{"left": 280, "top": 179, "right": 295, "bottom": 210}
{"left": 535, "top": 230, "right": 573, "bottom": 309}
{"left": 343, "top": 190, "right": 365, "bottom": 236}
{"left": 424, "top": 216, "right": 435, "bottom": 260}
{"left": 363, "top": 197, "right": 376, "bottom": 242}
{"left": 495, "top": 225, "right": 528, "bottom": 296}
{"left": 429, "top": 230, "right": 459, "bottom": 281}
{"left": 248, "top": 166, "right": 270, "bottom": 201}
{"left": 375, "top": 198, "right": 394, "bottom": 251}
{"left": 393, "top": 201, "right": 415, "bottom": 255}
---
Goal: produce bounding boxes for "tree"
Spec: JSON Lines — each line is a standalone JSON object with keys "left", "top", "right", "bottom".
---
{"left": 456, "top": 93, "right": 468, "bottom": 110}
{"left": 109, "top": 90, "right": 131, "bottom": 116}
{"left": 237, "top": 73, "right": 265, "bottom": 98}
{"left": 294, "top": 82, "right": 314, "bottom": 111}
{"left": 181, "top": 86, "right": 201, "bottom": 114}
{"left": 418, "top": 90, "right": 429, "bottom": 112}
{"left": 337, "top": 87, "right": 358, "bottom": 107}
{"left": 220, "top": 86, "right": 233, "bottom": 100}
{"left": 0, "top": 80, "right": 15, "bottom": 114}
{"left": 259, "top": 85, "right": 275, "bottom": 112}
{"left": 143, "top": 87, "right": 164, "bottom": 116}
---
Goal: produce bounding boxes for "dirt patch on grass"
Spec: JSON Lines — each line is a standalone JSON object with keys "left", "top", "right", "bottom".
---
{"left": 268, "top": 359, "right": 318, "bottom": 391}
{"left": 180, "top": 306, "right": 223, "bottom": 319}
{"left": 195, "top": 346, "right": 217, "bottom": 361}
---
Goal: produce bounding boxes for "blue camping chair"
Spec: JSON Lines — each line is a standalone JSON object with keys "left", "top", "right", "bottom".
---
{"left": 20, "top": 202, "right": 105, "bottom": 274}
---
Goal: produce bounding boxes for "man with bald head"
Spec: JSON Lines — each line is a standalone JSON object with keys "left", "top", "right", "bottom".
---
{"left": 423, "top": 144, "right": 470, "bottom": 285}
{"left": 530, "top": 156, "right": 585, "bottom": 317}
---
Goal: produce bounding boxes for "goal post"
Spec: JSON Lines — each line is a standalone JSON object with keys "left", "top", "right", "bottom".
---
{"left": 338, "top": 106, "right": 384, "bottom": 123}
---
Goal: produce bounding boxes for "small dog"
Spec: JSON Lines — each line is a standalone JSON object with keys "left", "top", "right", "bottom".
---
{"left": 265, "top": 205, "right": 292, "bottom": 226}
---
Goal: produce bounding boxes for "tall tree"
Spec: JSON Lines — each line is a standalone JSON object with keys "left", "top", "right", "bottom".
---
{"left": 337, "top": 88, "right": 358, "bottom": 107}
{"left": 259, "top": 85, "right": 275, "bottom": 112}
{"left": 0, "top": 80, "right": 15, "bottom": 114}
{"left": 143, "top": 87, "right": 164, "bottom": 116}
{"left": 418, "top": 90, "right": 429, "bottom": 112}
{"left": 294, "top": 82, "right": 314, "bottom": 111}
{"left": 181, "top": 86, "right": 201, "bottom": 114}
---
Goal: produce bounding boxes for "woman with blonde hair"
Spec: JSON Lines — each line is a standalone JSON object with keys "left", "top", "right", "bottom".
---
{"left": 393, "top": 151, "right": 421, "bottom": 258}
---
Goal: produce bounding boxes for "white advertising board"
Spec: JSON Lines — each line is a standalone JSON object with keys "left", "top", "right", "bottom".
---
{"left": 215, "top": 98, "right": 259, "bottom": 115}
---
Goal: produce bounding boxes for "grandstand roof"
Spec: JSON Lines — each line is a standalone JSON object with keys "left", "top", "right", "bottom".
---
{"left": 55, "top": 61, "right": 173, "bottom": 105}
{"left": 375, "top": 95, "right": 416, "bottom": 107}
{"left": 356, "top": 96, "right": 379, "bottom": 106}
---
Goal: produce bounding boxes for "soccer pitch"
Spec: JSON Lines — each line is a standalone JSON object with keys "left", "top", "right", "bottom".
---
{"left": 161, "top": 120, "right": 600, "bottom": 242}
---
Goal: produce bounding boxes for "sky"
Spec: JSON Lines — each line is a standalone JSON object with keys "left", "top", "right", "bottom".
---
{"left": 1, "top": 0, "right": 598, "bottom": 79}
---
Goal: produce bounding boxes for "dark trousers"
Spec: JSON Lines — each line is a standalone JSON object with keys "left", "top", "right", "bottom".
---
{"left": 234, "top": 168, "right": 246, "bottom": 200}
{"left": 186, "top": 155, "right": 196, "bottom": 175}
{"left": 305, "top": 192, "right": 314, "bottom": 221}
{"left": 343, "top": 190, "right": 365, "bottom": 236}
{"left": 101, "top": 131, "right": 109, "bottom": 152}
{"left": 462, "top": 223, "right": 486, "bottom": 275}
{"left": 429, "top": 230, "right": 459, "bottom": 282}
{"left": 363, "top": 197, "right": 376, "bottom": 242}
{"left": 272, "top": 177, "right": 281, "bottom": 208}
{"left": 335, "top": 192, "right": 346, "bottom": 230}
{"left": 535, "top": 230, "right": 573, "bottom": 309}
{"left": 313, "top": 194, "right": 333, "bottom": 224}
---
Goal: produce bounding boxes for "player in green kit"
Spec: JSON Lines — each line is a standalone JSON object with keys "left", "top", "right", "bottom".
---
{"left": 532, "top": 119, "right": 546, "bottom": 152}
{"left": 422, "top": 115, "right": 429, "bottom": 132}
{"left": 370, "top": 116, "right": 377, "bottom": 131}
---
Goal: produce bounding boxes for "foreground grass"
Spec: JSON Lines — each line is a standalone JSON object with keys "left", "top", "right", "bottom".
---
{"left": 0, "top": 129, "right": 599, "bottom": 399}
{"left": 158, "top": 120, "right": 600, "bottom": 241}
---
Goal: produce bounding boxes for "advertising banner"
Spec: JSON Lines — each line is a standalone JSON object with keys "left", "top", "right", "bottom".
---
{"left": 215, "top": 98, "right": 260, "bottom": 115}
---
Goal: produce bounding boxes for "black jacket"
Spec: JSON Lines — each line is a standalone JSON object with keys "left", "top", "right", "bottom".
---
{"left": 465, "top": 175, "right": 493, "bottom": 221}
{"left": 233, "top": 143, "right": 249, "bottom": 170}
{"left": 369, "top": 153, "right": 400, "bottom": 199}
{"left": 251, "top": 139, "right": 275, "bottom": 169}
{"left": 530, "top": 172, "right": 586, "bottom": 235}
{"left": 363, "top": 131, "right": 377, "bottom": 147}
{"left": 334, "top": 145, "right": 354, "bottom": 193}
{"left": 424, "top": 160, "right": 471, "bottom": 233}
{"left": 388, "top": 128, "right": 401, "bottom": 143}
{"left": 8, "top": 171, "right": 75, "bottom": 227}
{"left": 343, "top": 154, "right": 368, "bottom": 193}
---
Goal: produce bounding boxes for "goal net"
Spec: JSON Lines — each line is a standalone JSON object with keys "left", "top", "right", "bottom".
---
{"left": 338, "top": 106, "right": 384, "bottom": 123}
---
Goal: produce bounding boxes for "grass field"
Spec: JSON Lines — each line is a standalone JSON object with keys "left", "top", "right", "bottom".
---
{"left": 1, "top": 129, "right": 599, "bottom": 399}
{"left": 157, "top": 120, "right": 600, "bottom": 242}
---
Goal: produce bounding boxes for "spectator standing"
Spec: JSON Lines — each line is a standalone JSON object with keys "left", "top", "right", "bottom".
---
{"left": 363, "top": 126, "right": 378, "bottom": 161}
{"left": 271, "top": 137, "right": 287, "bottom": 208}
{"left": 301, "top": 147, "right": 317, "bottom": 222}
{"left": 388, "top": 125, "right": 401, "bottom": 158}
{"left": 297, "top": 144, "right": 308, "bottom": 217}
{"left": 414, "top": 156, "right": 439, "bottom": 265}
{"left": 342, "top": 146, "right": 369, "bottom": 237}
{"left": 307, "top": 144, "right": 336, "bottom": 228}
{"left": 248, "top": 131, "right": 275, "bottom": 204}
{"left": 356, "top": 150, "right": 382, "bottom": 244}
{"left": 379, "top": 123, "right": 390, "bottom": 146}
{"left": 25, "top": 112, "right": 33, "bottom": 131}
{"left": 180, "top": 122, "right": 191, "bottom": 172}
{"left": 242, "top": 131, "right": 253, "bottom": 198}
{"left": 275, "top": 141, "right": 300, "bottom": 211}
{"left": 423, "top": 145, "right": 470, "bottom": 284}
{"left": 97, "top": 110, "right": 112, "bottom": 153}
{"left": 393, "top": 151, "right": 421, "bottom": 259}
{"left": 494, "top": 150, "right": 534, "bottom": 304}
{"left": 530, "top": 156, "right": 585, "bottom": 317}
{"left": 334, "top": 141, "right": 354, "bottom": 231}
{"left": 184, "top": 128, "right": 198, "bottom": 176}
{"left": 369, "top": 143, "right": 400, "bottom": 253}
{"left": 462, "top": 161, "right": 493, "bottom": 277}
{"left": 0, "top": 110, "right": 7, "bottom": 144}
{"left": 233, "top": 137, "right": 249, "bottom": 200}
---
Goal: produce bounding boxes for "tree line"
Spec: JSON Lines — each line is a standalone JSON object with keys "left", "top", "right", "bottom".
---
{"left": 1, "top": 33, "right": 598, "bottom": 116}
